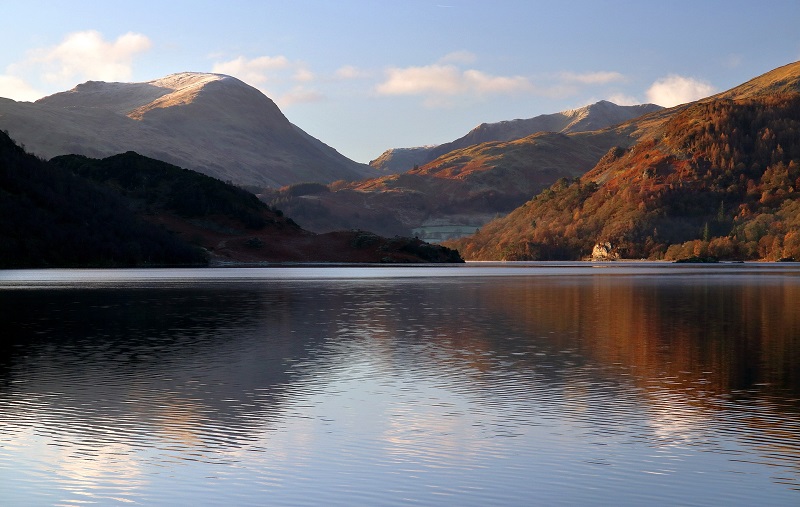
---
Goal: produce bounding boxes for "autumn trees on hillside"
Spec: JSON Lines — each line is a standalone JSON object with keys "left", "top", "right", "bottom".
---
{"left": 448, "top": 94, "right": 800, "bottom": 261}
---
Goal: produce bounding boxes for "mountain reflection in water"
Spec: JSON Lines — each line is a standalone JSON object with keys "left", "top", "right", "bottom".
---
{"left": 0, "top": 265, "right": 798, "bottom": 506}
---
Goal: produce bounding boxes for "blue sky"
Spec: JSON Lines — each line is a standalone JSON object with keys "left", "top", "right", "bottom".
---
{"left": 1, "top": 0, "right": 799, "bottom": 163}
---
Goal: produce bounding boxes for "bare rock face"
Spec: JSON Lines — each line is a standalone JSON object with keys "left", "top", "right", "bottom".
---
{"left": 591, "top": 242, "right": 620, "bottom": 261}
{"left": 0, "top": 72, "right": 377, "bottom": 187}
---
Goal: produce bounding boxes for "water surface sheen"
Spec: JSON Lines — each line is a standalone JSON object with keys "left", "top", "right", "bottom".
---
{"left": 0, "top": 263, "right": 798, "bottom": 506}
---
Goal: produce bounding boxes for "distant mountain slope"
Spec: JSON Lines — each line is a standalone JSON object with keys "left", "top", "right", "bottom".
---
{"left": 446, "top": 61, "right": 800, "bottom": 261}
{"left": 368, "top": 146, "right": 436, "bottom": 174}
{"left": 265, "top": 128, "right": 629, "bottom": 238}
{"left": 0, "top": 72, "right": 377, "bottom": 187}
{"left": 265, "top": 102, "right": 666, "bottom": 238}
{"left": 369, "top": 101, "right": 662, "bottom": 173}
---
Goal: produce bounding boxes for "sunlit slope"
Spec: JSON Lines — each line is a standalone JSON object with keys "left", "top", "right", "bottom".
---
{"left": 0, "top": 72, "right": 376, "bottom": 187}
{"left": 370, "top": 101, "right": 662, "bottom": 173}
{"left": 446, "top": 61, "right": 800, "bottom": 261}
{"left": 268, "top": 128, "right": 633, "bottom": 237}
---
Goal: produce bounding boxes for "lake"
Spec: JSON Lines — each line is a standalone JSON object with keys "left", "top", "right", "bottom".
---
{"left": 0, "top": 263, "right": 798, "bottom": 506}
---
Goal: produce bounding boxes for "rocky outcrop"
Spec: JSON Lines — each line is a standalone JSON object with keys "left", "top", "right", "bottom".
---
{"left": 591, "top": 242, "right": 620, "bottom": 261}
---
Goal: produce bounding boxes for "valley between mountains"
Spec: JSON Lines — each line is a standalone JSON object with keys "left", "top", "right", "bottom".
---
{"left": 2, "top": 61, "right": 800, "bottom": 266}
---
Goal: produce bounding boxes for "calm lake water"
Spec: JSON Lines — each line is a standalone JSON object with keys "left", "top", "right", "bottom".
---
{"left": 0, "top": 263, "right": 799, "bottom": 506}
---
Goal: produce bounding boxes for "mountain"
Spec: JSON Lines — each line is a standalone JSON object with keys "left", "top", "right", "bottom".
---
{"left": 264, "top": 105, "right": 659, "bottom": 239}
{"left": 369, "top": 101, "right": 663, "bottom": 173}
{"left": 368, "top": 145, "right": 437, "bottom": 174}
{"left": 47, "top": 150, "right": 462, "bottom": 264}
{"left": 446, "top": 61, "right": 800, "bottom": 261}
{"left": 0, "top": 130, "right": 461, "bottom": 266}
{"left": 0, "top": 72, "right": 377, "bottom": 187}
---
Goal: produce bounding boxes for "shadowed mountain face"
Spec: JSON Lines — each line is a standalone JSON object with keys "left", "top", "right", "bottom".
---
{"left": 0, "top": 132, "right": 206, "bottom": 268}
{"left": 446, "top": 61, "right": 800, "bottom": 261}
{"left": 369, "top": 101, "right": 663, "bottom": 174}
{"left": 0, "top": 73, "right": 377, "bottom": 188}
{"left": 0, "top": 130, "right": 461, "bottom": 267}
{"left": 47, "top": 150, "right": 463, "bottom": 265}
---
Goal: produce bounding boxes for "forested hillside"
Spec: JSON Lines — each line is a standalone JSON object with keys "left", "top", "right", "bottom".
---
{"left": 446, "top": 63, "right": 800, "bottom": 261}
{"left": 49, "top": 152, "right": 463, "bottom": 265}
{"left": 52, "top": 151, "right": 282, "bottom": 231}
{"left": 263, "top": 129, "right": 627, "bottom": 238}
{"left": 0, "top": 133, "right": 461, "bottom": 267}
{"left": 0, "top": 132, "right": 205, "bottom": 267}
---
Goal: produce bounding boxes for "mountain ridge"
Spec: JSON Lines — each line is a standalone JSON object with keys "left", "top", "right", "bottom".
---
{"left": 0, "top": 72, "right": 378, "bottom": 187}
{"left": 711, "top": 60, "right": 800, "bottom": 101}
{"left": 369, "top": 101, "right": 663, "bottom": 173}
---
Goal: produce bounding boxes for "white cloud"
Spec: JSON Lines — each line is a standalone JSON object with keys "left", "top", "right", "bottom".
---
{"left": 211, "top": 55, "right": 290, "bottom": 85}
{"left": 377, "top": 64, "right": 464, "bottom": 95}
{"left": 276, "top": 86, "right": 324, "bottom": 107}
{"left": 20, "top": 30, "right": 151, "bottom": 85}
{"left": 212, "top": 55, "right": 326, "bottom": 106}
{"left": 646, "top": 75, "right": 716, "bottom": 107}
{"left": 606, "top": 93, "right": 640, "bottom": 106}
{"left": 375, "top": 58, "right": 634, "bottom": 108}
{"left": 335, "top": 65, "right": 370, "bottom": 80}
{"left": 0, "top": 30, "right": 150, "bottom": 100}
{"left": 0, "top": 75, "right": 43, "bottom": 101}
{"left": 292, "top": 68, "right": 315, "bottom": 82}
{"left": 376, "top": 64, "right": 533, "bottom": 99}
{"left": 559, "top": 71, "right": 626, "bottom": 85}
{"left": 464, "top": 69, "right": 534, "bottom": 94}
{"left": 438, "top": 50, "right": 477, "bottom": 65}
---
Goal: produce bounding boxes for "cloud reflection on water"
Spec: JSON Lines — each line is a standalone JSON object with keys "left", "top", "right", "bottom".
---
{"left": 0, "top": 267, "right": 799, "bottom": 504}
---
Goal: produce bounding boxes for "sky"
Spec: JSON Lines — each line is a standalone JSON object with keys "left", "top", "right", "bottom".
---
{"left": 1, "top": 0, "right": 799, "bottom": 163}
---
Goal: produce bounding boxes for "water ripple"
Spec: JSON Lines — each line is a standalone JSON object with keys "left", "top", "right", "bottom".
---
{"left": 1, "top": 268, "right": 799, "bottom": 505}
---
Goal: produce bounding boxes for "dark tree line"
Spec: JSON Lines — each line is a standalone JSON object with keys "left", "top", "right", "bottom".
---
{"left": 51, "top": 151, "right": 281, "bottom": 230}
{"left": 0, "top": 133, "right": 206, "bottom": 268}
